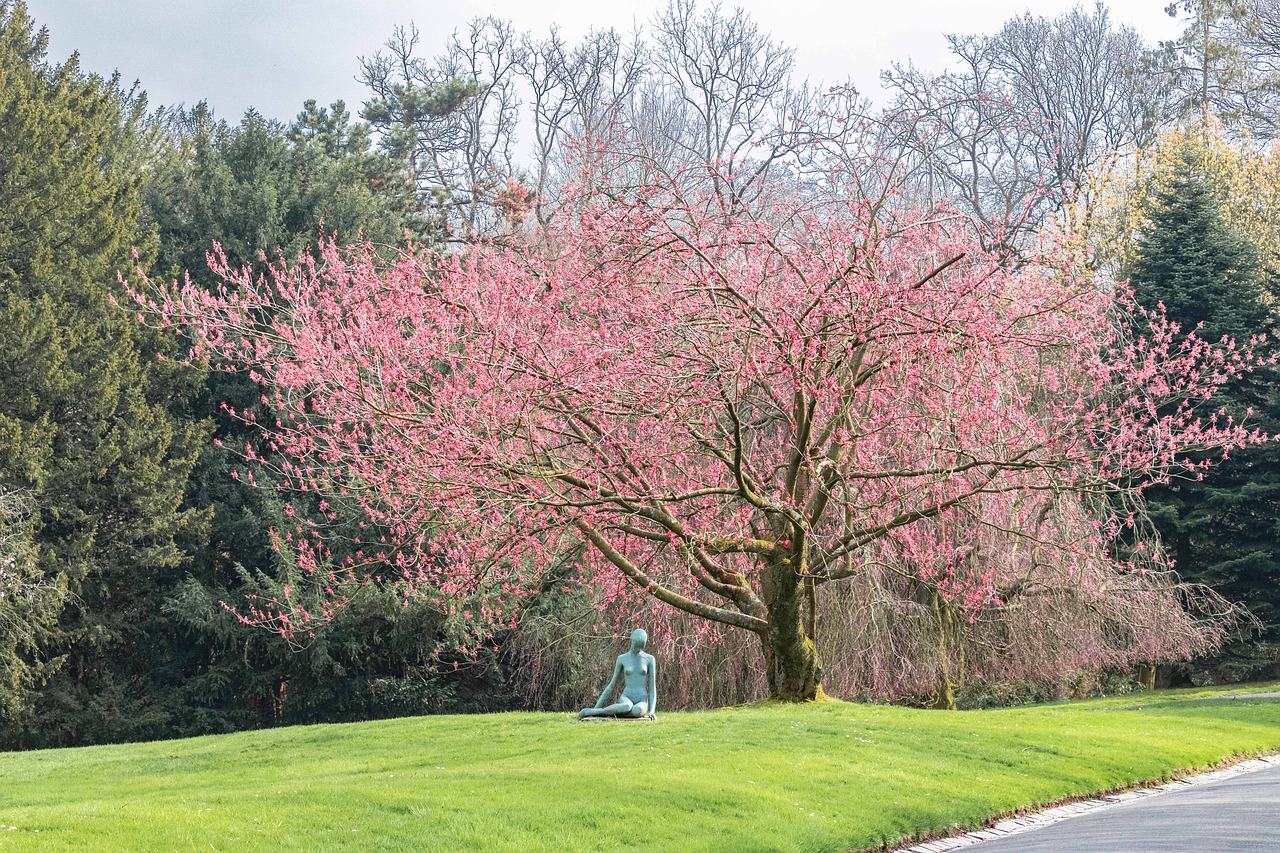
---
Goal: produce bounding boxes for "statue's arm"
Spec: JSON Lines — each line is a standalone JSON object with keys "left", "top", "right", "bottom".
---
{"left": 593, "top": 658, "right": 623, "bottom": 708}
{"left": 646, "top": 653, "right": 657, "bottom": 718}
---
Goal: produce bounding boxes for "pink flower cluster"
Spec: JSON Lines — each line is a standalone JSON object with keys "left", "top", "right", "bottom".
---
{"left": 131, "top": 138, "right": 1268, "bottom": 649}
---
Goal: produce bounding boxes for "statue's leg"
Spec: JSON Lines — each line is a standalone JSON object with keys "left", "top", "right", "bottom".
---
{"left": 579, "top": 697, "right": 635, "bottom": 718}
{"left": 624, "top": 701, "right": 649, "bottom": 718}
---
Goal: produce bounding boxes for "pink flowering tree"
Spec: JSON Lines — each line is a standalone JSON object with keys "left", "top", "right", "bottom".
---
{"left": 135, "top": 134, "right": 1268, "bottom": 702}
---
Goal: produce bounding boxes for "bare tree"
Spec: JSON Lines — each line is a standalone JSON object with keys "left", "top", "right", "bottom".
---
{"left": 360, "top": 2, "right": 826, "bottom": 233}
{"left": 885, "top": 49, "right": 1048, "bottom": 241}
{"left": 986, "top": 7, "right": 1162, "bottom": 196}
{"left": 632, "top": 0, "right": 816, "bottom": 204}
{"left": 359, "top": 19, "right": 521, "bottom": 240}
{"left": 1218, "top": 0, "right": 1280, "bottom": 138}
{"left": 516, "top": 26, "right": 648, "bottom": 225}
{"left": 884, "top": 4, "right": 1163, "bottom": 242}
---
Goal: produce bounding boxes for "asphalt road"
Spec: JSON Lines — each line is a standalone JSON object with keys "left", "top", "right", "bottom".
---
{"left": 966, "top": 762, "right": 1280, "bottom": 853}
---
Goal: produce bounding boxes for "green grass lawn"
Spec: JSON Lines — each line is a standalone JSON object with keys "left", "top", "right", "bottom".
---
{"left": 0, "top": 684, "right": 1277, "bottom": 852}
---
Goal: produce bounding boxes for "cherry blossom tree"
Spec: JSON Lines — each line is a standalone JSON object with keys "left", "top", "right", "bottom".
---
{"left": 136, "top": 129, "right": 1269, "bottom": 702}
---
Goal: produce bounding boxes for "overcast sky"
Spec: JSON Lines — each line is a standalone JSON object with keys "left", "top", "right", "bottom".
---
{"left": 26, "top": 0, "right": 1184, "bottom": 123}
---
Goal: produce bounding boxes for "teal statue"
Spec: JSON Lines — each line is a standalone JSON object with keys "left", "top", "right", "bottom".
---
{"left": 579, "top": 629, "right": 657, "bottom": 720}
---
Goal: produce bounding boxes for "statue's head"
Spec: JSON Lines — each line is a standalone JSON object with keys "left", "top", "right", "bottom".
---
{"left": 629, "top": 628, "right": 647, "bottom": 650}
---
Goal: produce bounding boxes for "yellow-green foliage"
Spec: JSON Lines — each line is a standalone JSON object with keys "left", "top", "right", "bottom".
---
{"left": 1069, "top": 126, "right": 1280, "bottom": 281}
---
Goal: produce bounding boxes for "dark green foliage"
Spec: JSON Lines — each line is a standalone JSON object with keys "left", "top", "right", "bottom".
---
{"left": 360, "top": 75, "right": 482, "bottom": 182}
{"left": 121, "top": 96, "right": 510, "bottom": 741}
{"left": 1126, "top": 145, "right": 1272, "bottom": 340}
{"left": 161, "top": 576, "right": 511, "bottom": 731}
{"left": 1, "top": 2, "right": 481, "bottom": 748}
{"left": 0, "top": 491, "right": 60, "bottom": 719}
{"left": 1125, "top": 141, "right": 1280, "bottom": 681}
{"left": 0, "top": 1, "right": 209, "bottom": 745}
{"left": 143, "top": 99, "right": 427, "bottom": 281}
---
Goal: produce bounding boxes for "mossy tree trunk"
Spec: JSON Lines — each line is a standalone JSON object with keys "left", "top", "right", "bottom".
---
{"left": 759, "top": 551, "right": 822, "bottom": 701}
{"left": 930, "top": 590, "right": 963, "bottom": 710}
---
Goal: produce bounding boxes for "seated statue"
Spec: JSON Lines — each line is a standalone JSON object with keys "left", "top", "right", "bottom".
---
{"left": 579, "top": 628, "right": 657, "bottom": 720}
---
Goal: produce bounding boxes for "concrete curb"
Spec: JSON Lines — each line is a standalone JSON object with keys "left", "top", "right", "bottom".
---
{"left": 892, "top": 753, "right": 1280, "bottom": 852}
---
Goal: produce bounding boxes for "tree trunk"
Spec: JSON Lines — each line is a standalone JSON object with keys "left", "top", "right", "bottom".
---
{"left": 760, "top": 554, "right": 823, "bottom": 701}
{"left": 931, "top": 677, "right": 956, "bottom": 711}
{"left": 1136, "top": 663, "right": 1156, "bottom": 690}
{"left": 930, "top": 590, "right": 961, "bottom": 710}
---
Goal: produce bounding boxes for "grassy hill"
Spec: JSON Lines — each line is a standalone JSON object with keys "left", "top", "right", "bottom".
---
{"left": 0, "top": 685, "right": 1277, "bottom": 851}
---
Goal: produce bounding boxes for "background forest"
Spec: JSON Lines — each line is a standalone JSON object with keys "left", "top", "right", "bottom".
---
{"left": 2, "top": 0, "right": 1280, "bottom": 749}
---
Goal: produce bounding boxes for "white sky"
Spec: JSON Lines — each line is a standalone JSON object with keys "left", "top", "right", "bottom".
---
{"left": 27, "top": 0, "right": 1185, "bottom": 122}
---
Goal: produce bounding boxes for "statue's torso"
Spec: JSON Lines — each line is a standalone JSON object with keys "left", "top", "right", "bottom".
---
{"left": 620, "top": 652, "right": 653, "bottom": 703}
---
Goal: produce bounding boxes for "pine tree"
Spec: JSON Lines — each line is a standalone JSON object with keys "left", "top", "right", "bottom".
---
{"left": 0, "top": 489, "right": 58, "bottom": 720}
{"left": 0, "top": 1, "right": 208, "bottom": 745}
{"left": 1125, "top": 140, "right": 1280, "bottom": 681}
{"left": 132, "top": 98, "right": 489, "bottom": 734}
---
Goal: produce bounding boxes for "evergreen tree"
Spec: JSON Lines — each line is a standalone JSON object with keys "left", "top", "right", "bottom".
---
{"left": 0, "top": 489, "right": 59, "bottom": 719}
{"left": 1154, "top": 0, "right": 1257, "bottom": 129}
{"left": 1124, "top": 140, "right": 1280, "bottom": 681}
{"left": 143, "top": 99, "right": 426, "bottom": 282}
{"left": 0, "top": 1, "right": 208, "bottom": 746}
{"left": 131, "top": 98, "right": 503, "bottom": 735}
